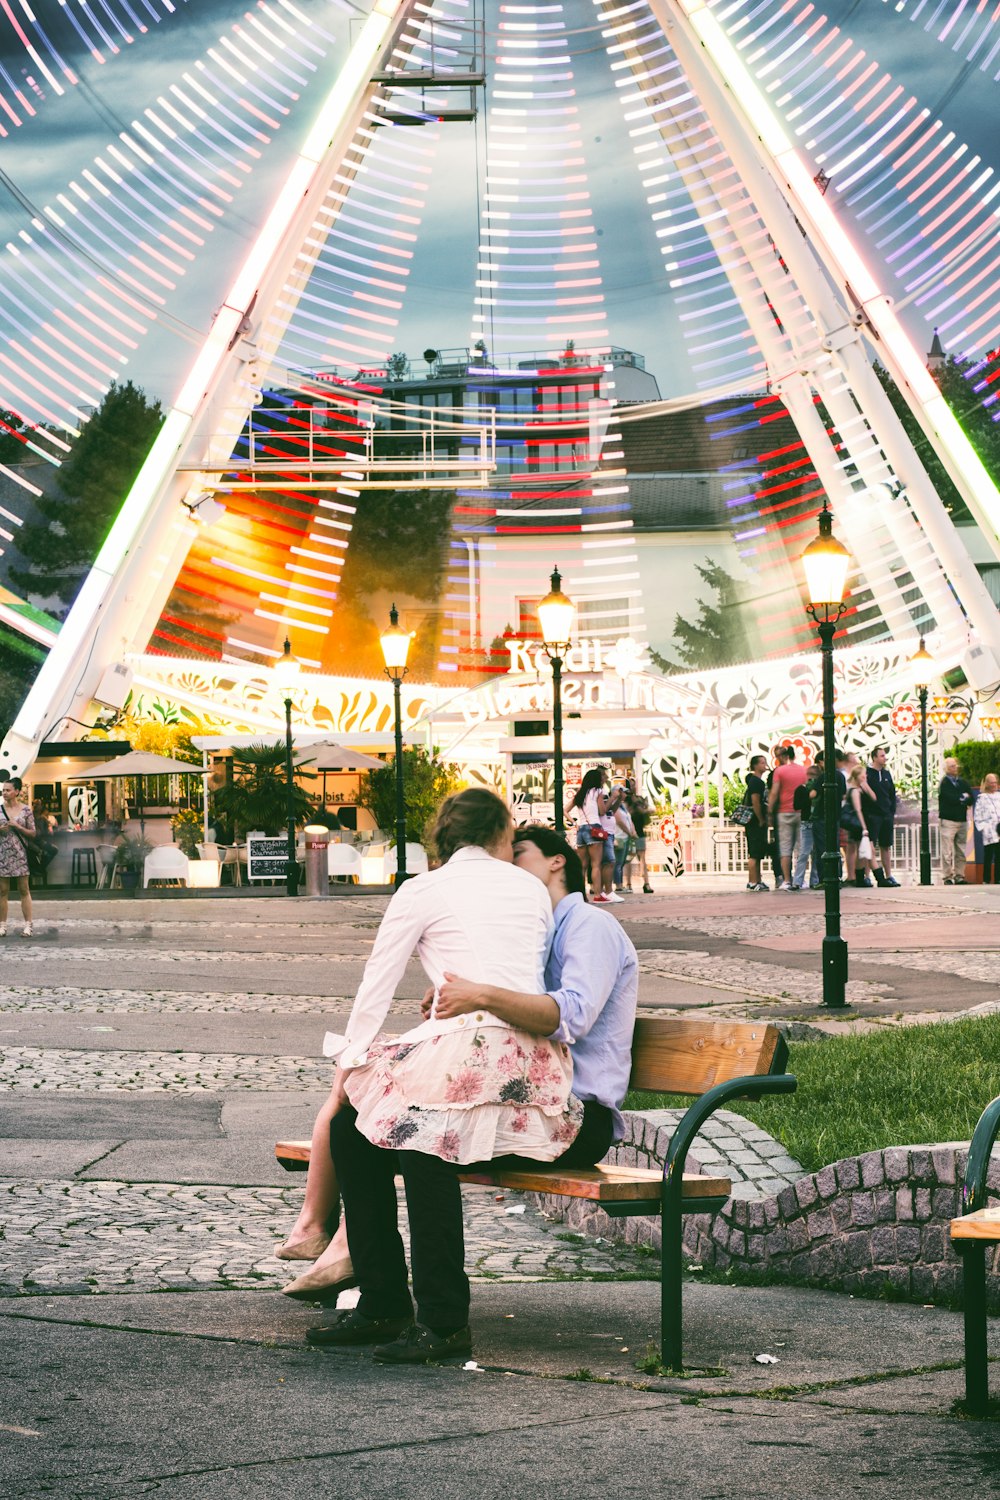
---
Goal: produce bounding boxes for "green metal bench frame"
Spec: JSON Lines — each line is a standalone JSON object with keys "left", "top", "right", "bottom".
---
{"left": 955, "top": 1093, "right": 1000, "bottom": 1416}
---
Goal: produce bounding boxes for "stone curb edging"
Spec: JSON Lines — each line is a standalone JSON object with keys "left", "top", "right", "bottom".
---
{"left": 531, "top": 1114, "right": 1000, "bottom": 1312}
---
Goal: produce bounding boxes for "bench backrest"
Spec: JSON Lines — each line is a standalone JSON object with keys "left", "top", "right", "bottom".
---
{"left": 628, "top": 1018, "right": 787, "bottom": 1096}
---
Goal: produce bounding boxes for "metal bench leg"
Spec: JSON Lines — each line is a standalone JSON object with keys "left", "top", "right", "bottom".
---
{"left": 961, "top": 1242, "right": 990, "bottom": 1416}
{"left": 661, "top": 1174, "right": 684, "bottom": 1372}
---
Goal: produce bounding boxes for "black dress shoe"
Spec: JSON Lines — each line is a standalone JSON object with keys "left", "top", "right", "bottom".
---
{"left": 883, "top": 876, "right": 901, "bottom": 887}
{"left": 372, "top": 1322, "right": 473, "bottom": 1365}
{"left": 306, "top": 1308, "right": 412, "bottom": 1347}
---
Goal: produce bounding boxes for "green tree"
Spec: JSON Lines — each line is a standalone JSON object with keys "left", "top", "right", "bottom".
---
{"left": 211, "top": 743, "right": 316, "bottom": 837}
{"left": 0, "top": 408, "right": 30, "bottom": 465}
{"left": 9, "top": 381, "right": 163, "bottom": 616}
{"left": 0, "top": 628, "right": 44, "bottom": 739}
{"left": 873, "top": 357, "right": 1000, "bottom": 524}
{"left": 656, "top": 559, "right": 753, "bottom": 671}
{"left": 324, "top": 486, "right": 453, "bottom": 677}
{"left": 357, "top": 748, "right": 463, "bottom": 846}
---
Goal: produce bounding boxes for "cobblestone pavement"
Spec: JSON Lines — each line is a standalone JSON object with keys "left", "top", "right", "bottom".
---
{"left": 0, "top": 1047, "right": 332, "bottom": 1091}
{"left": 0, "top": 1180, "right": 655, "bottom": 1298}
{"left": 0, "top": 986, "right": 339, "bottom": 1014}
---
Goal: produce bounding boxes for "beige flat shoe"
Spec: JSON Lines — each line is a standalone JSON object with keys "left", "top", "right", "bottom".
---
{"left": 282, "top": 1256, "right": 357, "bottom": 1304}
{"left": 273, "top": 1231, "right": 332, "bottom": 1262}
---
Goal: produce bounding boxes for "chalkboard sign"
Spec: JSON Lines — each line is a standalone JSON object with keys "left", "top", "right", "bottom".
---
{"left": 247, "top": 835, "right": 293, "bottom": 882}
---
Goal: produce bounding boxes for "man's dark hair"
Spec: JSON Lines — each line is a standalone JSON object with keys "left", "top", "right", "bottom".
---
{"left": 869, "top": 745, "right": 886, "bottom": 762}
{"left": 513, "top": 825, "right": 587, "bottom": 897}
{"left": 430, "top": 788, "right": 512, "bottom": 864}
{"left": 750, "top": 754, "right": 767, "bottom": 774}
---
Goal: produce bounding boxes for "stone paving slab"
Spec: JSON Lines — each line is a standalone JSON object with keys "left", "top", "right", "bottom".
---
{"left": 751, "top": 914, "right": 1000, "bottom": 952}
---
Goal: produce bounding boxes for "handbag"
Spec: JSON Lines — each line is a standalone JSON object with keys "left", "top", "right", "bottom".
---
{"left": 731, "top": 803, "right": 755, "bottom": 827}
{"left": 857, "top": 833, "right": 873, "bottom": 862}
{"left": 839, "top": 805, "right": 862, "bottom": 835}
{"left": 588, "top": 824, "right": 605, "bottom": 839}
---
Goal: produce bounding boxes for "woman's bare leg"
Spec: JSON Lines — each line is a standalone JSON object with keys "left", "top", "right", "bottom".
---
{"left": 284, "top": 1086, "right": 344, "bottom": 1247}
{"left": 587, "top": 842, "right": 602, "bottom": 895}
{"left": 17, "top": 876, "right": 31, "bottom": 925}
{"left": 0, "top": 878, "right": 8, "bottom": 927}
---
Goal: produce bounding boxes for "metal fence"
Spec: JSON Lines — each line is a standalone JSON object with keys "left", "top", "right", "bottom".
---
{"left": 648, "top": 818, "right": 950, "bottom": 880}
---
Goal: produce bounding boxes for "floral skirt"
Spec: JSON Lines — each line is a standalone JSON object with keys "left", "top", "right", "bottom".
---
{"left": 344, "top": 1025, "right": 584, "bottom": 1165}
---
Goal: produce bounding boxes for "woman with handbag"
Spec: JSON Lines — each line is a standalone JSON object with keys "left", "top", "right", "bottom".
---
{"left": 973, "top": 773, "right": 1000, "bottom": 884}
{"left": 0, "top": 777, "right": 35, "bottom": 937}
{"left": 841, "top": 764, "right": 873, "bottom": 888}
{"left": 567, "top": 767, "right": 623, "bottom": 905}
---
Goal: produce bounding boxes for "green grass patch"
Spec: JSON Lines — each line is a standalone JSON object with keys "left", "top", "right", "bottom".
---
{"left": 624, "top": 1014, "right": 1000, "bottom": 1173}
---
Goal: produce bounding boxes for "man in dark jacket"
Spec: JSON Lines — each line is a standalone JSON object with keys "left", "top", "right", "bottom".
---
{"left": 938, "top": 757, "right": 972, "bottom": 885}
{"left": 866, "top": 745, "right": 899, "bottom": 887}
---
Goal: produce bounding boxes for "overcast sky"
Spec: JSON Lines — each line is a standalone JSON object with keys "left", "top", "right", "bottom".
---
{"left": 1, "top": 0, "right": 997, "bottom": 406}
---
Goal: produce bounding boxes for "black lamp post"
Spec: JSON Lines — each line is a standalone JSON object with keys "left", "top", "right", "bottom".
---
{"left": 803, "top": 505, "right": 851, "bottom": 1009}
{"left": 380, "top": 604, "right": 413, "bottom": 884}
{"left": 911, "top": 637, "right": 935, "bottom": 887}
{"left": 538, "top": 567, "right": 575, "bottom": 836}
{"left": 275, "top": 638, "right": 300, "bottom": 897}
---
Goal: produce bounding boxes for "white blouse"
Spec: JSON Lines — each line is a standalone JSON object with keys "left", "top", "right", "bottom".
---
{"left": 973, "top": 790, "right": 1000, "bottom": 847}
{"left": 336, "top": 845, "right": 554, "bottom": 1067}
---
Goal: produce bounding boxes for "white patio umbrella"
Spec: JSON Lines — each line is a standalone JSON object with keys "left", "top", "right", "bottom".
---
{"left": 301, "top": 741, "right": 384, "bottom": 805}
{"left": 67, "top": 749, "right": 208, "bottom": 839}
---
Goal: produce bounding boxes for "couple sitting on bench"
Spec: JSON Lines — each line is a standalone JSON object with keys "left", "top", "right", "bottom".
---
{"left": 275, "top": 787, "right": 638, "bottom": 1366}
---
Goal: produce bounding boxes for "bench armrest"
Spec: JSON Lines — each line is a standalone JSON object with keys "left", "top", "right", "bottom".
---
{"left": 663, "top": 1072, "right": 798, "bottom": 1194}
{"left": 963, "top": 1093, "right": 1000, "bottom": 1215}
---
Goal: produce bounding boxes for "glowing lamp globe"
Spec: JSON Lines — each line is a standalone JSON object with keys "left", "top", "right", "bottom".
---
{"left": 802, "top": 509, "right": 850, "bottom": 608}
{"left": 910, "top": 637, "right": 935, "bottom": 690}
{"left": 537, "top": 567, "right": 575, "bottom": 653}
{"left": 380, "top": 604, "right": 413, "bottom": 674}
{"left": 274, "top": 638, "right": 300, "bottom": 698}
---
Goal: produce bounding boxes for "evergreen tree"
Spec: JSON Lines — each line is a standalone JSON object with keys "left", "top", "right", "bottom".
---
{"left": 873, "top": 356, "right": 1000, "bottom": 524}
{"left": 9, "top": 382, "right": 163, "bottom": 616}
{"left": 0, "top": 408, "right": 30, "bottom": 465}
{"left": 659, "top": 559, "right": 752, "bottom": 671}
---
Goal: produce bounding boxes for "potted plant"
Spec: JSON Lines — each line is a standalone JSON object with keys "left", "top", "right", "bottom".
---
{"left": 170, "top": 807, "right": 203, "bottom": 858}
{"left": 114, "top": 834, "right": 153, "bottom": 893}
{"left": 210, "top": 742, "right": 315, "bottom": 840}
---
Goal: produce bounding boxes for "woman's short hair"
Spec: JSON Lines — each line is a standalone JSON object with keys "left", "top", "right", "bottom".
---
{"left": 429, "top": 787, "right": 512, "bottom": 863}
{"left": 513, "top": 825, "right": 587, "bottom": 897}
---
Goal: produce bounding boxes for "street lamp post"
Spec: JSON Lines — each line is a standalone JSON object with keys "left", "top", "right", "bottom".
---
{"left": 380, "top": 604, "right": 414, "bottom": 884}
{"left": 275, "top": 638, "right": 300, "bottom": 898}
{"left": 538, "top": 567, "right": 575, "bottom": 836}
{"left": 802, "top": 505, "right": 851, "bottom": 1009}
{"left": 910, "top": 637, "right": 935, "bottom": 887}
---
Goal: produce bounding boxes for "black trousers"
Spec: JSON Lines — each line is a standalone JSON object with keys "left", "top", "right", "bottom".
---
{"left": 984, "top": 844, "right": 1000, "bottom": 884}
{"left": 330, "top": 1100, "right": 615, "bottom": 1329}
{"left": 331, "top": 1104, "right": 469, "bottom": 1329}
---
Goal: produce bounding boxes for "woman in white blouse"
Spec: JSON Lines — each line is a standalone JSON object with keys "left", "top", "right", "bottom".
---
{"left": 278, "top": 788, "right": 582, "bottom": 1303}
{"left": 974, "top": 773, "right": 1000, "bottom": 884}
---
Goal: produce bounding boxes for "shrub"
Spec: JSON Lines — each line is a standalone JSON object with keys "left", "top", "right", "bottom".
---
{"left": 949, "top": 740, "right": 1000, "bottom": 787}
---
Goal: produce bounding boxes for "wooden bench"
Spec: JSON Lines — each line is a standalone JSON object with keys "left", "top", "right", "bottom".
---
{"left": 276, "top": 1016, "right": 796, "bottom": 1370}
{"left": 950, "top": 1093, "right": 1000, "bottom": 1416}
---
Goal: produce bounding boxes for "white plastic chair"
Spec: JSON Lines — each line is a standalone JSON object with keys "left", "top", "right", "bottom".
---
{"left": 383, "top": 842, "right": 429, "bottom": 878}
{"left": 199, "top": 841, "right": 241, "bottom": 886}
{"left": 328, "top": 844, "right": 363, "bottom": 884}
{"left": 143, "top": 845, "right": 190, "bottom": 888}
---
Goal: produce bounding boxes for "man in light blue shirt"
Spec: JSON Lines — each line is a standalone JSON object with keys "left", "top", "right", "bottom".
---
{"left": 435, "top": 825, "right": 638, "bottom": 1166}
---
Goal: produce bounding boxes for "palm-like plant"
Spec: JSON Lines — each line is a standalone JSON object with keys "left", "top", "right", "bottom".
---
{"left": 211, "top": 743, "right": 315, "bottom": 838}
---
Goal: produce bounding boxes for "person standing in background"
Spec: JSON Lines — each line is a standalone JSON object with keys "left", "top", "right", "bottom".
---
{"left": 767, "top": 746, "right": 807, "bottom": 892}
{"left": 938, "top": 758, "right": 972, "bottom": 885}
{"left": 865, "top": 746, "right": 900, "bottom": 887}
{"left": 973, "top": 773, "right": 1000, "bottom": 886}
